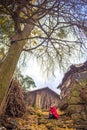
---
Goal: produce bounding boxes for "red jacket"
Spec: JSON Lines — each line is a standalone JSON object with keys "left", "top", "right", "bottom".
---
{"left": 49, "top": 106, "right": 59, "bottom": 119}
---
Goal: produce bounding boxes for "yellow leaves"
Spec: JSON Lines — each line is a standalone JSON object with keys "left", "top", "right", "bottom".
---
{"left": 39, "top": 124, "right": 48, "bottom": 130}
{"left": 31, "top": 0, "right": 36, "bottom": 4}
{"left": 62, "top": 125, "right": 76, "bottom": 130}
{"left": 19, "top": 11, "right": 28, "bottom": 19}
{"left": 32, "top": 28, "right": 42, "bottom": 36}
{"left": 19, "top": 8, "right": 37, "bottom": 20}
{"left": 20, "top": 23, "right": 24, "bottom": 31}
{"left": 19, "top": 0, "right": 36, "bottom": 19}
{"left": 0, "top": 48, "right": 5, "bottom": 59}
{"left": 57, "top": 28, "right": 67, "bottom": 39}
{"left": 27, "top": 27, "right": 43, "bottom": 48}
{"left": 17, "top": 106, "right": 76, "bottom": 130}
{"left": 33, "top": 39, "right": 38, "bottom": 45}
{"left": 0, "top": 15, "right": 14, "bottom": 35}
{"left": 0, "top": 16, "right": 8, "bottom": 25}
{"left": 17, "top": 114, "right": 38, "bottom": 130}
{"left": 39, "top": 47, "right": 43, "bottom": 51}
{"left": 57, "top": 108, "right": 65, "bottom": 115}
{"left": 0, "top": 52, "right": 3, "bottom": 58}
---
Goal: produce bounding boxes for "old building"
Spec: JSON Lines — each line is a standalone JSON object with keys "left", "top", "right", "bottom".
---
{"left": 58, "top": 61, "right": 87, "bottom": 100}
{"left": 25, "top": 87, "right": 60, "bottom": 109}
{"left": 58, "top": 61, "right": 87, "bottom": 129}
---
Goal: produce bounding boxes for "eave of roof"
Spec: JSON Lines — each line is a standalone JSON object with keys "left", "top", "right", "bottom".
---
{"left": 27, "top": 87, "right": 60, "bottom": 98}
{"left": 57, "top": 60, "right": 87, "bottom": 88}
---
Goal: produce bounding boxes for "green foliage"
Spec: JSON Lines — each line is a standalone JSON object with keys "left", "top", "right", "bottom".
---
{"left": 33, "top": 105, "right": 39, "bottom": 110}
{"left": 0, "top": 47, "right": 5, "bottom": 58}
{"left": 14, "top": 68, "right": 36, "bottom": 90}
{"left": 21, "top": 75, "right": 36, "bottom": 90}
{"left": 0, "top": 14, "right": 14, "bottom": 55}
{"left": 0, "top": 15, "right": 14, "bottom": 36}
{"left": 57, "top": 28, "right": 67, "bottom": 39}
{"left": 0, "top": 0, "right": 87, "bottom": 78}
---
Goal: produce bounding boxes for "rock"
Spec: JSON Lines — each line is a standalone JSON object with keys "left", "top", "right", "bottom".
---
{"left": 68, "top": 96, "right": 83, "bottom": 104}
{"left": 71, "top": 113, "right": 81, "bottom": 122}
{"left": 59, "top": 98, "right": 68, "bottom": 110}
{"left": 5, "top": 79, "right": 26, "bottom": 117}
{"left": 66, "top": 105, "right": 83, "bottom": 115}
{"left": 81, "top": 111, "right": 87, "bottom": 121}
{"left": 58, "top": 61, "right": 87, "bottom": 129}
{"left": 80, "top": 87, "right": 87, "bottom": 103}
{"left": 0, "top": 127, "right": 7, "bottom": 130}
{"left": 0, "top": 115, "right": 17, "bottom": 130}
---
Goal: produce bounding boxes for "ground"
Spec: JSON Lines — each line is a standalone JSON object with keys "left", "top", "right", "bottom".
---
{"left": 16, "top": 106, "right": 76, "bottom": 130}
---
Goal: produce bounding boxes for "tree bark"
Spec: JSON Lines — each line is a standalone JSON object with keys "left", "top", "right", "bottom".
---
{"left": 0, "top": 24, "right": 34, "bottom": 115}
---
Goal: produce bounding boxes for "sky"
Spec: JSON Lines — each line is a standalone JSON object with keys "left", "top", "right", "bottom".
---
{"left": 23, "top": 57, "right": 63, "bottom": 94}
{"left": 22, "top": 53, "right": 87, "bottom": 95}
{"left": 20, "top": 28, "right": 87, "bottom": 95}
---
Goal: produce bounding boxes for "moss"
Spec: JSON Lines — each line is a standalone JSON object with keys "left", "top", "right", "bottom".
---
{"left": 71, "top": 84, "right": 80, "bottom": 93}
{"left": 68, "top": 79, "right": 87, "bottom": 105}
{"left": 85, "top": 106, "right": 87, "bottom": 112}
{"left": 68, "top": 96, "right": 82, "bottom": 105}
{"left": 78, "top": 79, "right": 87, "bottom": 85}
{"left": 71, "top": 113, "right": 81, "bottom": 122}
{"left": 66, "top": 105, "right": 83, "bottom": 114}
{"left": 71, "top": 79, "right": 87, "bottom": 92}
{"left": 81, "top": 111, "right": 87, "bottom": 120}
{"left": 70, "top": 90, "right": 80, "bottom": 97}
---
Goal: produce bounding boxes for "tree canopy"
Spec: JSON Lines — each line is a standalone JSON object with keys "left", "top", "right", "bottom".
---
{"left": 0, "top": 0, "right": 87, "bottom": 115}
{"left": 0, "top": 0, "right": 87, "bottom": 66}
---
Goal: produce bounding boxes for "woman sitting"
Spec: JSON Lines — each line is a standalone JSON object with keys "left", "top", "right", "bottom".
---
{"left": 49, "top": 105, "right": 59, "bottom": 119}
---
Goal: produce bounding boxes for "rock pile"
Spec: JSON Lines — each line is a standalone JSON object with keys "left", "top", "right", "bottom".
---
{"left": 5, "top": 79, "right": 26, "bottom": 117}
{"left": 58, "top": 61, "right": 87, "bottom": 130}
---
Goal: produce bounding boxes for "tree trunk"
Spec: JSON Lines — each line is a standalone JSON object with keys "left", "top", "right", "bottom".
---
{"left": 0, "top": 24, "right": 34, "bottom": 115}
{"left": 0, "top": 40, "right": 24, "bottom": 114}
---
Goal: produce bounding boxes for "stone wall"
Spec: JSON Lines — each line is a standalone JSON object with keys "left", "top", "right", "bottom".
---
{"left": 59, "top": 61, "right": 87, "bottom": 129}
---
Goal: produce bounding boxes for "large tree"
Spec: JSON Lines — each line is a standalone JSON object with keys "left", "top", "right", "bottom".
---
{"left": 0, "top": 0, "right": 87, "bottom": 114}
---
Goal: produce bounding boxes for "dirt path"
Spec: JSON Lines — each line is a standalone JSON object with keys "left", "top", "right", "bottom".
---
{"left": 1, "top": 107, "right": 86, "bottom": 130}
{"left": 17, "top": 108, "right": 76, "bottom": 130}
